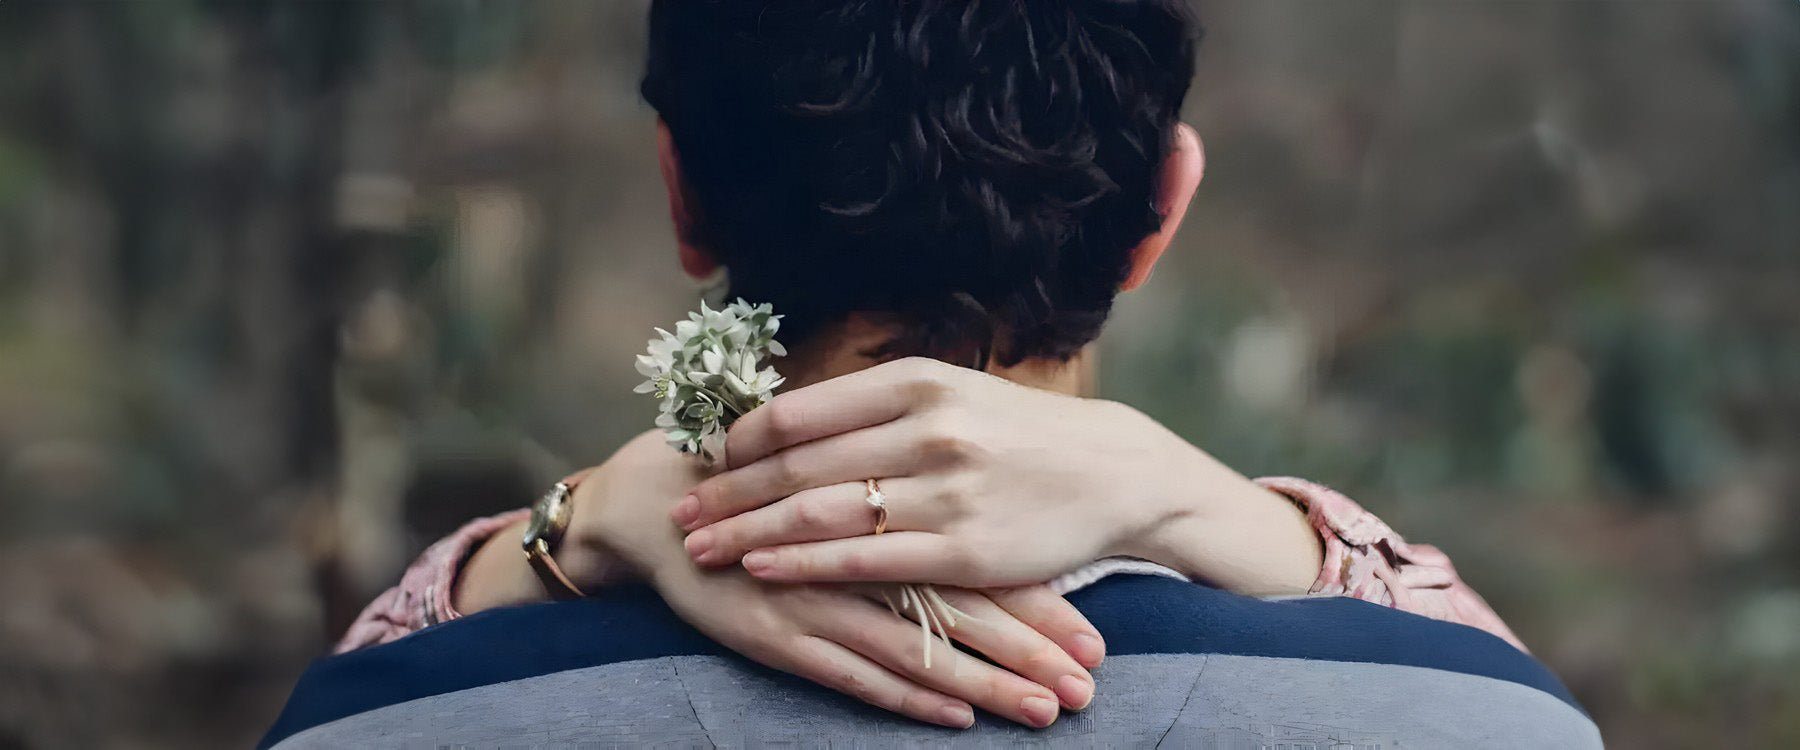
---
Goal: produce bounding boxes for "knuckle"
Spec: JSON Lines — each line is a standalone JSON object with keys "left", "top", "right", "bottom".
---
{"left": 934, "top": 495, "right": 974, "bottom": 528}
{"left": 898, "top": 690, "right": 940, "bottom": 721}
{"left": 792, "top": 496, "right": 832, "bottom": 530}
{"left": 830, "top": 667, "right": 878, "bottom": 703}
{"left": 1025, "top": 644, "right": 1066, "bottom": 673}
{"left": 788, "top": 549, "right": 820, "bottom": 578}
{"left": 771, "top": 452, "right": 803, "bottom": 487}
{"left": 691, "top": 480, "right": 727, "bottom": 515}
{"left": 704, "top": 522, "right": 739, "bottom": 551}
{"left": 839, "top": 549, "right": 875, "bottom": 578}
{"left": 900, "top": 362, "right": 953, "bottom": 402}
{"left": 936, "top": 472, "right": 977, "bottom": 508}
{"left": 762, "top": 399, "right": 805, "bottom": 443}
{"left": 958, "top": 539, "right": 1005, "bottom": 578}
{"left": 928, "top": 429, "right": 972, "bottom": 458}
{"left": 919, "top": 429, "right": 979, "bottom": 466}
{"left": 968, "top": 671, "right": 1004, "bottom": 705}
{"left": 896, "top": 631, "right": 930, "bottom": 664}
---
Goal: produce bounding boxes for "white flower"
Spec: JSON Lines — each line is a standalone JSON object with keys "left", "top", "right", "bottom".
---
{"left": 636, "top": 298, "right": 786, "bottom": 461}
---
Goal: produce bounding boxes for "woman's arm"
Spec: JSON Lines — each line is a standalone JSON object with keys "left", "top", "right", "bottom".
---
{"left": 681, "top": 358, "right": 1527, "bottom": 651}
{"left": 334, "top": 497, "right": 635, "bottom": 655}
{"left": 336, "top": 451, "right": 658, "bottom": 654}
{"left": 334, "top": 431, "right": 1108, "bottom": 728}
{"left": 1113, "top": 451, "right": 1324, "bottom": 596}
{"left": 676, "top": 358, "right": 1323, "bottom": 593}
{"left": 450, "top": 480, "right": 642, "bottom": 616}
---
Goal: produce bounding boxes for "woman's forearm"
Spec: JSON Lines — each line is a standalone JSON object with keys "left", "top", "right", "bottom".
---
{"left": 450, "top": 518, "right": 544, "bottom": 614}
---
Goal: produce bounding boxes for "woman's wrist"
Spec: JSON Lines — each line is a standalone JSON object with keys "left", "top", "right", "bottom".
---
{"left": 571, "top": 460, "right": 704, "bottom": 592}
{"left": 452, "top": 468, "right": 647, "bottom": 618}
{"left": 1096, "top": 404, "right": 1223, "bottom": 562}
{"left": 565, "top": 472, "right": 648, "bottom": 590}
{"left": 1111, "top": 436, "right": 1323, "bottom": 596}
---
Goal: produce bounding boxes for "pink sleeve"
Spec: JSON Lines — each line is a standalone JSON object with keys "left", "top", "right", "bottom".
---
{"left": 1254, "top": 477, "right": 1529, "bottom": 653}
{"left": 333, "top": 508, "right": 531, "bottom": 654}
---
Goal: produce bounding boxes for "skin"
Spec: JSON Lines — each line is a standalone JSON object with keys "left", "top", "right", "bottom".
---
{"left": 677, "top": 356, "right": 1324, "bottom": 596}
{"left": 456, "top": 432, "right": 1099, "bottom": 729}
{"left": 450, "top": 119, "right": 1322, "bottom": 729}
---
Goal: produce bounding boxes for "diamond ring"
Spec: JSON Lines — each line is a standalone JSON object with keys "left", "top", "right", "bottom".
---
{"left": 864, "top": 478, "right": 889, "bottom": 535}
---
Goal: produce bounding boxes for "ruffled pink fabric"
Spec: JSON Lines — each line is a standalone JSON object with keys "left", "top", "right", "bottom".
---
{"left": 337, "top": 478, "right": 1526, "bottom": 655}
{"left": 333, "top": 509, "right": 528, "bottom": 654}
{"left": 1256, "top": 476, "right": 1528, "bottom": 653}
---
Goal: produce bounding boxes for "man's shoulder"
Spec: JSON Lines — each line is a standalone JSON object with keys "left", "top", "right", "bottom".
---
{"left": 262, "top": 575, "right": 1598, "bottom": 749}
{"left": 1068, "top": 573, "right": 1582, "bottom": 710}
{"left": 1066, "top": 574, "right": 1599, "bottom": 747}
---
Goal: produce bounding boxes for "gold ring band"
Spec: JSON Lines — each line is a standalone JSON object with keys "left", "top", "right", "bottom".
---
{"left": 865, "top": 478, "right": 889, "bottom": 535}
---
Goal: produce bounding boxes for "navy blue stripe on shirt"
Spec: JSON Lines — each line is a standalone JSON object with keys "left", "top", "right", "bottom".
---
{"left": 260, "top": 575, "right": 1581, "bottom": 749}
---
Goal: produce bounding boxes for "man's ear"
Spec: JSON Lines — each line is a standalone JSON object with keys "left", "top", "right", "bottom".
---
{"left": 1121, "top": 123, "right": 1205, "bottom": 291}
{"left": 657, "top": 121, "right": 720, "bottom": 280}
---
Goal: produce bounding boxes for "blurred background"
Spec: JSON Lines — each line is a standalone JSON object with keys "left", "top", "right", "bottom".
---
{"left": 1, "top": 0, "right": 1796, "bottom": 747}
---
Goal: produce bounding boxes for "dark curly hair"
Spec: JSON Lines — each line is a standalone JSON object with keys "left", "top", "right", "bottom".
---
{"left": 642, "top": 0, "right": 1198, "bottom": 367}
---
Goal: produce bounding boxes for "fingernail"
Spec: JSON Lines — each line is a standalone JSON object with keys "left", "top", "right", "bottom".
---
{"left": 670, "top": 495, "right": 700, "bottom": 527}
{"left": 1055, "top": 674, "right": 1093, "bottom": 710}
{"left": 742, "top": 549, "right": 775, "bottom": 575}
{"left": 683, "top": 530, "right": 714, "bottom": 562}
{"left": 1019, "top": 695, "right": 1058, "bottom": 727}
{"left": 938, "top": 703, "right": 975, "bottom": 728}
{"left": 1074, "top": 633, "right": 1106, "bottom": 667}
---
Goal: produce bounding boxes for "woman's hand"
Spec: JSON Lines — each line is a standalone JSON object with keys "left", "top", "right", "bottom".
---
{"left": 576, "top": 430, "right": 1105, "bottom": 729}
{"left": 673, "top": 358, "right": 1323, "bottom": 595}
{"left": 658, "top": 573, "right": 1099, "bottom": 728}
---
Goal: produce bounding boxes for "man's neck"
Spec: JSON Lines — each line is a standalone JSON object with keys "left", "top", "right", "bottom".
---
{"left": 776, "top": 315, "right": 1094, "bottom": 396}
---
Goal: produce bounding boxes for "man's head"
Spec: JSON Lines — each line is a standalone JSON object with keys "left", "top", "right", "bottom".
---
{"left": 643, "top": 0, "right": 1202, "bottom": 368}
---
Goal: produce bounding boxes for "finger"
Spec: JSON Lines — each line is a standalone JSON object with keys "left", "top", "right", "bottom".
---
{"left": 986, "top": 585, "right": 1107, "bottom": 670}
{"left": 742, "top": 533, "right": 979, "bottom": 586}
{"left": 686, "top": 479, "right": 946, "bottom": 566}
{"left": 815, "top": 594, "right": 1062, "bottom": 728}
{"left": 723, "top": 358, "right": 952, "bottom": 469}
{"left": 680, "top": 420, "right": 920, "bottom": 530}
{"left": 851, "top": 586, "right": 1105, "bottom": 672}
{"left": 787, "top": 634, "right": 976, "bottom": 729}
{"left": 929, "top": 588, "right": 1097, "bottom": 711}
